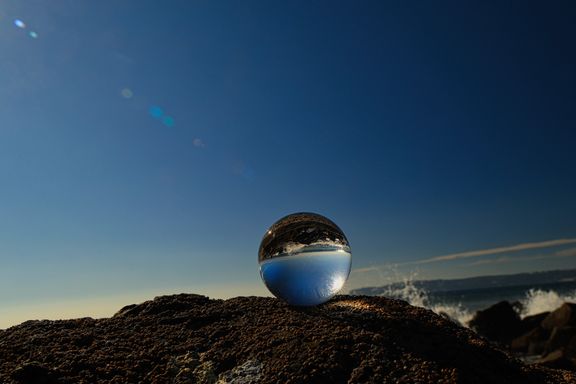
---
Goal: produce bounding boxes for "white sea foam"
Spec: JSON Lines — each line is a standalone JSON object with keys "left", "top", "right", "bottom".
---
{"left": 364, "top": 267, "right": 576, "bottom": 327}
{"left": 520, "top": 288, "right": 576, "bottom": 318}
{"left": 386, "top": 283, "right": 576, "bottom": 325}
{"left": 431, "top": 303, "right": 474, "bottom": 326}
{"left": 280, "top": 240, "right": 348, "bottom": 256}
{"left": 378, "top": 275, "right": 473, "bottom": 326}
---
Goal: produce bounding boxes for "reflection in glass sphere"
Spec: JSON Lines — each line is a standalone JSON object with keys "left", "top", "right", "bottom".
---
{"left": 258, "top": 212, "right": 352, "bottom": 306}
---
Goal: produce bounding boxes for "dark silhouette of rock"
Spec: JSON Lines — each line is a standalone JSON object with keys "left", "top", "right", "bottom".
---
{"left": 519, "top": 312, "right": 550, "bottom": 335}
{"left": 542, "top": 304, "right": 576, "bottom": 331}
{"left": 503, "top": 305, "right": 576, "bottom": 369}
{"left": 0, "top": 294, "right": 574, "bottom": 383}
{"left": 10, "top": 362, "right": 57, "bottom": 384}
{"left": 469, "top": 301, "right": 522, "bottom": 345}
{"left": 535, "top": 350, "right": 576, "bottom": 371}
{"left": 528, "top": 338, "right": 548, "bottom": 357}
{"left": 544, "top": 327, "right": 576, "bottom": 357}
{"left": 511, "top": 327, "right": 549, "bottom": 354}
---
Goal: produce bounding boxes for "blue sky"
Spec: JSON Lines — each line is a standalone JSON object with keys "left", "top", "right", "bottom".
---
{"left": 1, "top": 1, "right": 575, "bottom": 327}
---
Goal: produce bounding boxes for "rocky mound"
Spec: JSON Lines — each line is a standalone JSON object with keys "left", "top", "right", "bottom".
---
{"left": 0, "top": 294, "right": 574, "bottom": 383}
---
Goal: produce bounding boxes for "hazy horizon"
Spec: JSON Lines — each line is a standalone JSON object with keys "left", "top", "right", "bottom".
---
{"left": 3, "top": 263, "right": 576, "bottom": 329}
{"left": 1, "top": 1, "right": 575, "bottom": 329}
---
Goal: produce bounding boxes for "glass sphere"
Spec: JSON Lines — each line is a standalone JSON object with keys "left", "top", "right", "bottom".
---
{"left": 258, "top": 212, "right": 352, "bottom": 306}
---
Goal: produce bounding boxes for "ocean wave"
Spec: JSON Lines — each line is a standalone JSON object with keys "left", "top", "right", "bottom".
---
{"left": 377, "top": 277, "right": 473, "bottom": 326}
{"left": 368, "top": 269, "right": 576, "bottom": 327}
{"left": 520, "top": 288, "right": 576, "bottom": 318}
{"left": 378, "top": 280, "right": 576, "bottom": 326}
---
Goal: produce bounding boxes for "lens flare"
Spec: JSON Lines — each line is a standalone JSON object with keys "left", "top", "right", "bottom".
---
{"left": 14, "top": 19, "right": 26, "bottom": 29}
{"left": 149, "top": 106, "right": 163, "bottom": 119}
{"left": 120, "top": 88, "right": 133, "bottom": 99}
{"left": 193, "top": 138, "right": 205, "bottom": 148}
{"left": 29, "top": 31, "right": 38, "bottom": 39}
{"left": 162, "top": 116, "right": 174, "bottom": 127}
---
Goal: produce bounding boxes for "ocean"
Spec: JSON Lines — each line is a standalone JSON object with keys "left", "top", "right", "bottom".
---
{"left": 361, "top": 279, "right": 576, "bottom": 326}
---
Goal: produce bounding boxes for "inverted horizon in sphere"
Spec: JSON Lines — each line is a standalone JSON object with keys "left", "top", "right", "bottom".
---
{"left": 259, "top": 212, "right": 352, "bottom": 306}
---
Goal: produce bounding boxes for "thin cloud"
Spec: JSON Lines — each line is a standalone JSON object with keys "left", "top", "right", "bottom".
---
{"left": 351, "top": 239, "right": 576, "bottom": 275}
{"left": 469, "top": 256, "right": 515, "bottom": 266}
{"left": 416, "top": 238, "right": 576, "bottom": 264}
{"left": 470, "top": 255, "right": 539, "bottom": 266}
{"left": 469, "top": 246, "right": 576, "bottom": 266}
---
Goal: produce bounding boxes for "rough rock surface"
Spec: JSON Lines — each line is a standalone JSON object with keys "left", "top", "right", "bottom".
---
{"left": 542, "top": 304, "right": 576, "bottom": 331}
{"left": 0, "top": 294, "right": 574, "bottom": 384}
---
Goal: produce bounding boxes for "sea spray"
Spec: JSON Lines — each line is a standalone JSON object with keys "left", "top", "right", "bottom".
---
{"left": 520, "top": 288, "right": 576, "bottom": 318}
{"left": 384, "top": 283, "right": 576, "bottom": 325}
{"left": 376, "top": 273, "right": 473, "bottom": 326}
{"left": 349, "top": 267, "right": 576, "bottom": 326}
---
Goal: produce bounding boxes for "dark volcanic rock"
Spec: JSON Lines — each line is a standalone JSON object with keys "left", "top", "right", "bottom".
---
{"left": 469, "top": 301, "right": 522, "bottom": 345}
{"left": 0, "top": 294, "right": 574, "bottom": 384}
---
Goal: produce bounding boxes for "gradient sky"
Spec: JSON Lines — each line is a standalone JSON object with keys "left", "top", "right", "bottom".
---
{"left": 1, "top": 1, "right": 575, "bottom": 328}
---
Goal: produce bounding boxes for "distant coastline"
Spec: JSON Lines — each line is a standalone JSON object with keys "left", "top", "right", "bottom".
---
{"left": 350, "top": 268, "right": 576, "bottom": 295}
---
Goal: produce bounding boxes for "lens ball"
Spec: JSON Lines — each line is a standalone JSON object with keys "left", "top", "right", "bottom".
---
{"left": 258, "top": 212, "right": 352, "bottom": 306}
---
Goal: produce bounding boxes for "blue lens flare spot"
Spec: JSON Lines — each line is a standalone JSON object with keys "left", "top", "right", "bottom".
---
{"left": 162, "top": 116, "right": 175, "bottom": 127}
{"left": 149, "top": 106, "right": 163, "bottom": 119}
{"left": 29, "top": 31, "right": 38, "bottom": 39}
{"left": 14, "top": 19, "right": 26, "bottom": 29}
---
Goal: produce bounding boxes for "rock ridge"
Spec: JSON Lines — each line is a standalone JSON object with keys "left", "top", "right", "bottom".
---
{"left": 0, "top": 294, "right": 574, "bottom": 383}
